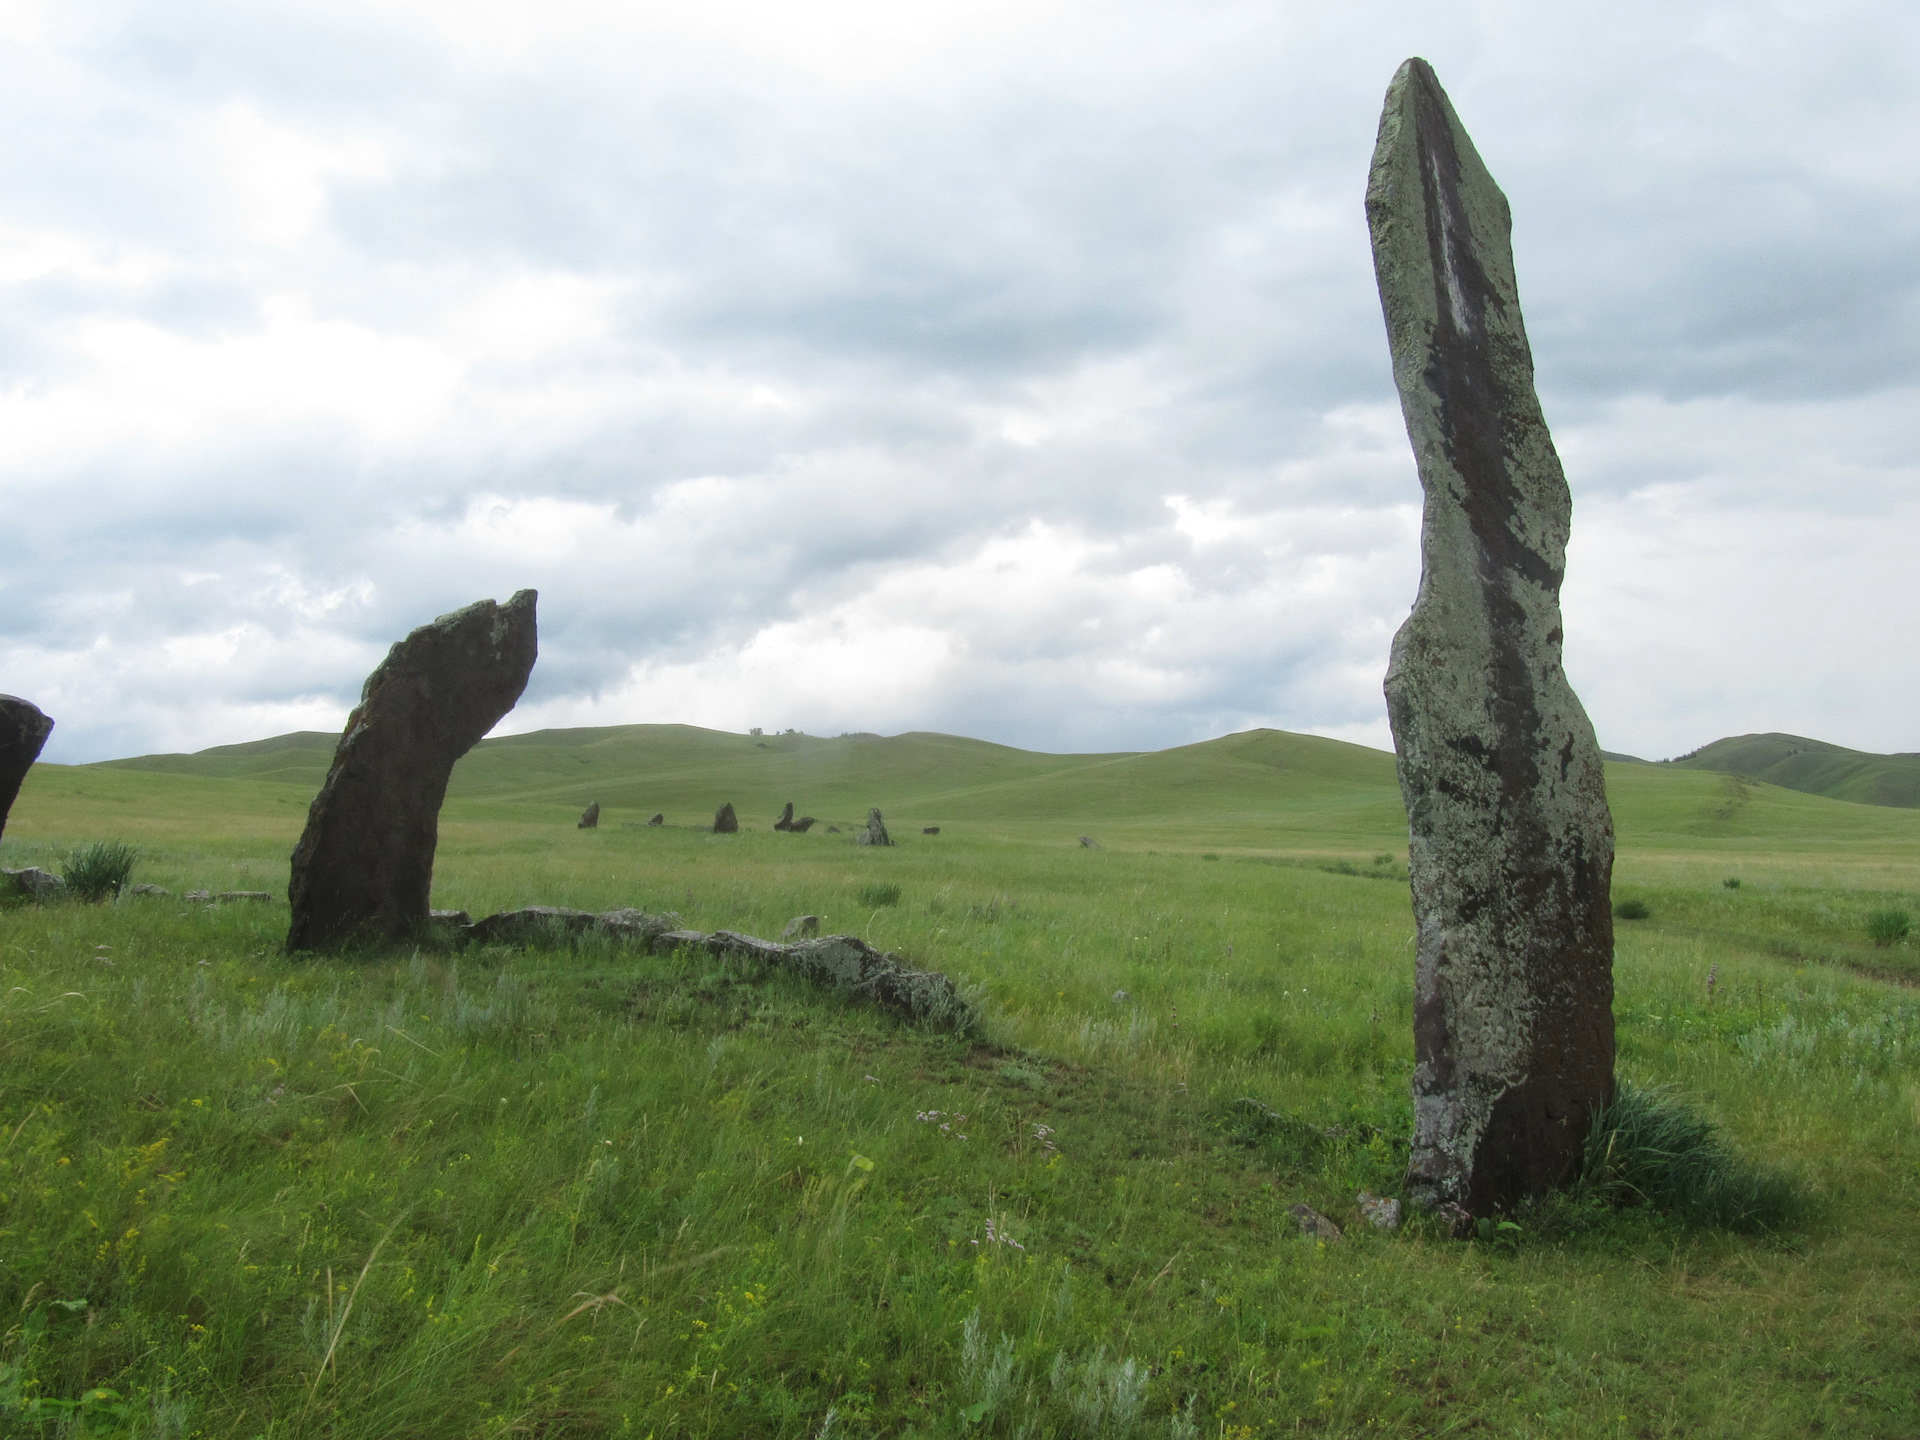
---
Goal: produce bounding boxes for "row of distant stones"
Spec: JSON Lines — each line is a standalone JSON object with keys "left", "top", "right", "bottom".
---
{"left": 589, "top": 799, "right": 922, "bottom": 846}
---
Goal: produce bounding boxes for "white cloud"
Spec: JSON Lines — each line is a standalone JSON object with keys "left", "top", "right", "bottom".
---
{"left": 0, "top": 0, "right": 1916, "bottom": 765}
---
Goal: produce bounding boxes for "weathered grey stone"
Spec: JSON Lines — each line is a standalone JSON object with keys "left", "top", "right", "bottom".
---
{"left": 791, "top": 816, "right": 816, "bottom": 833}
{"left": 0, "top": 696, "right": 54, "bottom": 846}
{"left": 647, "top": 813, "right": 664, "bottom": 826}
{"left": 1078, "top": 836, "right": 1099, "bottom": 849}
{"left": 854, "top": 808, "right": 891, "bottom": 847}
{"left": 216, "top": 891, "right": 275, "bottom": 903}
{"left": 286, "top": 591, "right": 538, "bottom": 952}
{"left": 773, "top": 801, "right": 795, "bottom": 831}
{"left": 1289, "top": 1204, "right": 1343, "bottom": 1241}
{"left": 430, "top": 908, "right": 472, "bottom": 927}
{"left": 184, "top": 889, "right": 213, "bottom": 902}
{"left": 2, "top": 866, "right": 64, "bottom": 900}
{"left": 455, "top": 904, "right": 974, "bottom": 1029}
{"left": 578, "top": 802, "right": 600, "bottom": 829}
{"left": 465, "top": 905, "right": 676, "bottom": 947}
{"left": 782, "top": 914, "right": 820, "bottom": 940}
{"left": 922, "top": 826, "right": 940, "bottom": 835}
{"left": 713, "top": 803, "right": 738, "bottom": 834}
{"left": 1356, "top": 1190, "right": 1403, "bottom": 1233}
{"left": 130, "top": 884, "right": 171, "bottom": 898}
{"left": 1366, "top": 59, "right": 1615, "bottom": 1216}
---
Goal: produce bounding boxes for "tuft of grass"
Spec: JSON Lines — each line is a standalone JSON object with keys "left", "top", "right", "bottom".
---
{"left": 855, "top": 881, "right": 902, "bottom": 908}
{"left": 60, "top": 840, "right": 139, "bottom": 901}
{"left": 1867, "top": 909, "right": 1912, "bottom": 947}
{"left": 1614, "top": 897, "right": 1651, "bottom": 921}
{"left": 1579, "top": 1081, "right": 1806, "bottom": 1232}
{"left": 1723, "top": 877, "right": 1742, "bottom": 889}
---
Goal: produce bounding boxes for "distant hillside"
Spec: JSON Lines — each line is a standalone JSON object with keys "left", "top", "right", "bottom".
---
{"left": 1667, "top": 733, "right": 1920, "bottom": 809}
{"left": 92, "top": 724, "right": 1401, "bottom": 823}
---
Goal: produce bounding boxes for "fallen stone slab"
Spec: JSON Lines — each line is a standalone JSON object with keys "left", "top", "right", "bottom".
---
{"left": 669, "top": 929, "right": 973, "bottom": 1030}
{"left": 0, "top": 696, "right": 54, "bottom": 846}
{"left": 288, "top": 590, "right": 538, "bottom": 952}
{"left": 464, "top": 905, "right": 679, "bottom": 947}
{"left": 2, "top": 866, "right": 64, "bottom": 900}
{"left": 1367, "top": 58, "right": 1615, "bottom": 1216}
{"left": 791, "top": 816, "right": 816, "bottom": 833}
{"left": 216, "top": 891, "right": 276, "bottom": 903}
{"left": 129, "top": 884, "right": 171, "bottom": 898}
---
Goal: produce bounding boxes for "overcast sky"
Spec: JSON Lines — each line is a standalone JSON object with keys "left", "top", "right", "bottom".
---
{"left": 3, "top": 0, "right": 1916, "bottom": 765}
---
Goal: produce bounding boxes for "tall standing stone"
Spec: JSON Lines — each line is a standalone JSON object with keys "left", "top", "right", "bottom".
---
{"left": 1366, "top": 59, "right": 1615, "bottom": 1215}
{"left": 287, "top": 591, "right": 537, "bottom": 951}
{"left": 773, "top": 801, "right": 795, "bottom": 831}
{"left": 854, "top": 808, "right": 892, "bottom": 847}
{"left": 0, "top": 697, "right": 54, "bottom": 846}
{"left": 578, "top": 802, "right": 601, "bottom": 829}
{"left": 713, "top": 803, "right": 738, "bottom": 833}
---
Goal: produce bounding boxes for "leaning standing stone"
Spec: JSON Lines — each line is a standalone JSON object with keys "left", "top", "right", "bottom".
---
{"left": 286, "top": 591, "right": 538, "bottom": 951}
{"left": 0, "top": 696, "right": 54, "bottom": 845}
{"left": 1366, "top": 59, "right": 1615, "bottom": 1216}
{"left": 773, "top": 801, "right": 795, "bottom": 831}
{"left": 854, "top": 808, "right": 891, "bottom": 847}
{"left": 578, "top": 802, "right": 600, "bottom": 829}
{"left": 713, "top": 803, "right": 738, "bottom": 833}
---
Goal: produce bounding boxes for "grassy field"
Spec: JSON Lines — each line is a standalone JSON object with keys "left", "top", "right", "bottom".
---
{"left": 3, "top": 726, "right": 1919, "bottom": 1437}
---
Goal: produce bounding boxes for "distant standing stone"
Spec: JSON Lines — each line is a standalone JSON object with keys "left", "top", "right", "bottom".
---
{"left": 0, "top": 696, "right": 54, "bottom": 845}
{"left": 1078, "top": 836, "right": 1099, "bottom": 849}
{"left": 782, "top": 914, "right": 820, "bottom": 940}
{"left": 1367, "top": 58, "right": 1615, "bottom": 1216}
{"left": 647, "top": 813, "right": 664, "bottom": 826}
{"left": 713, "top": 803, "right": 738, "bottom": 834}
{"left": 854, "top": 808, "right": 891, "bottom": 847}
{"left": 578, "top": 802, "right": 600, "bottom": 829}
{"left": 773, "top": 801, "right": 795, "bottom": 831}
{"left": 286, "top": 590, "right": 538, "bottom": 952}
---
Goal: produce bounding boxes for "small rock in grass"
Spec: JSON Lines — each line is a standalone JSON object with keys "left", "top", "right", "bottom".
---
{"left": 184, "top": 889, "right": 212, "bottom": 902}
{"left": 922, "top": 826, "right": 940, "bottom": 835}
{"left": 782, "top": 914, "right": 820, "bottom": 940}
{"left": 216, "top": 891, "right": 275, "bottom": 903}
{"left": 1289, "top": 1203, "right": 1343, "bottom": 1241}
{"left": 1356, "top": 1190, "right": 1402, "bottom": 1232}
{"left": 647, "top": 813, "right": 664, "bottom": 826}
{"left": 1078, "top": 836, "right": 1100, "bottom": 848}
{"left": 1112, "top": 990, "right": 1129, "bottom": 1003}
{"left": 3, "top": 867, "right": 66, "bottom": 899}
{"left": 1433, "top": 1201, "right": 1475, "bottom": 1239}
{"left": 130, "top": 883, "right": 171, "bottom": 897}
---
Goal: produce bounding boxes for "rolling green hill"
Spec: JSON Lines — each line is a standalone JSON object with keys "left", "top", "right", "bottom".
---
{"left": 66, "top": 723, "right": 1920, "bottom": 867}
{"left": 1668, "top": 732, "right": 1920, "bottom": 809}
